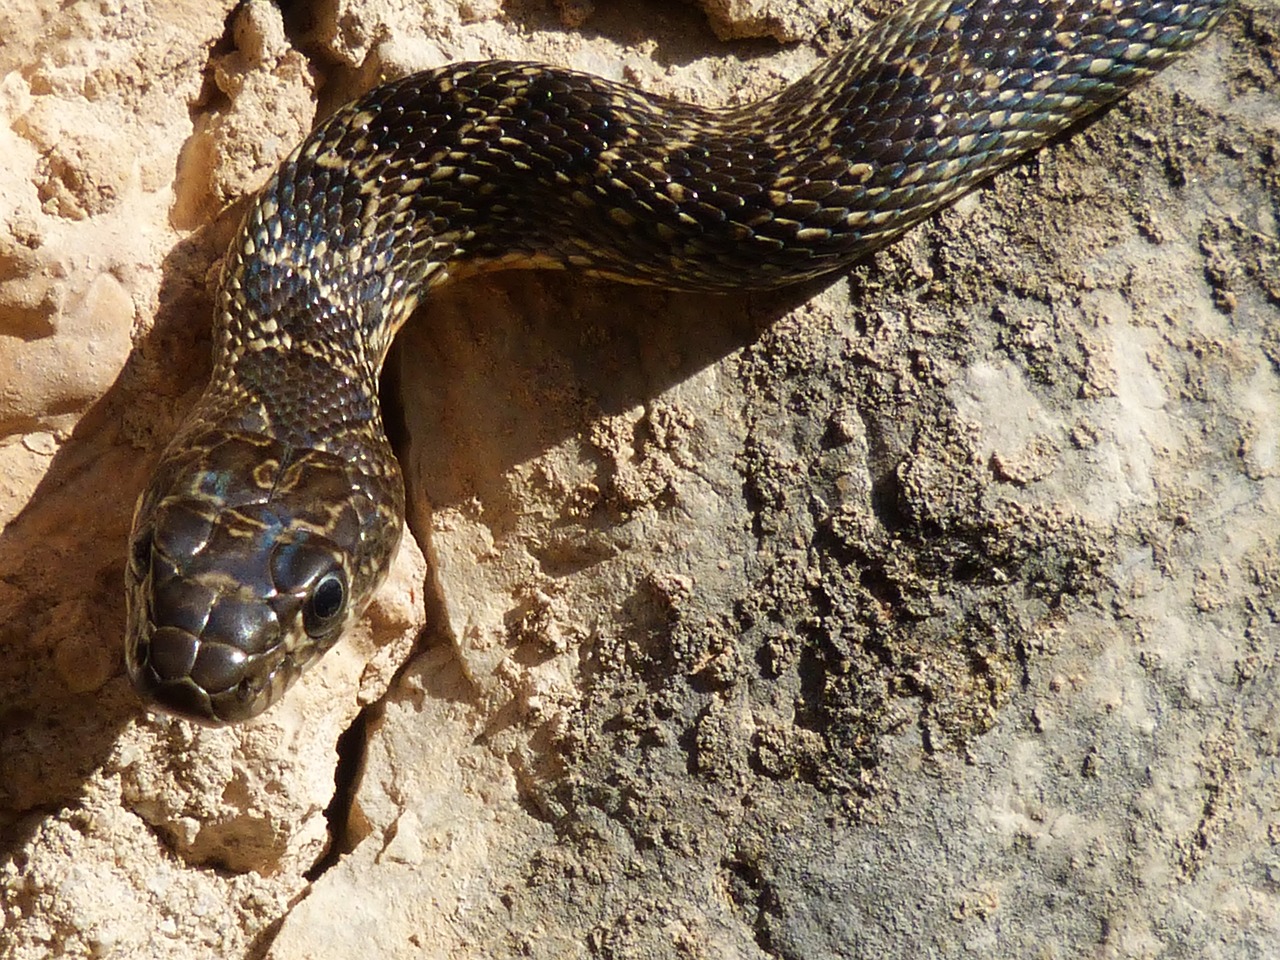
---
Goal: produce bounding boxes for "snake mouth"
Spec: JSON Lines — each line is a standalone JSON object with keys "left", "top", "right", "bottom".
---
{"left": 126, "top": 634, "right": 224, "bottom": 724}
{"left": 125, "top": 620, "right": 291, "bottom": 725}
{"left": 124, "top": 555, "right": 302, "bottom": 725}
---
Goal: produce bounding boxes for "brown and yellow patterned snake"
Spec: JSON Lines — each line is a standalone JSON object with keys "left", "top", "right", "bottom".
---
{"left": 124, "top": 0, "right": 1231, "bottom": 724}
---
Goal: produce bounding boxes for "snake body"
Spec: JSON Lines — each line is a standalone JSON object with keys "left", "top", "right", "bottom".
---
{"left": 125, "top": 0, "right": 1230, "bottom": 724}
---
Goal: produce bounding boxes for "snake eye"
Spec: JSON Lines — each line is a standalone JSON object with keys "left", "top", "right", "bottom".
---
{"left": 303, "top": 571, "right": 347, "bottom": 637}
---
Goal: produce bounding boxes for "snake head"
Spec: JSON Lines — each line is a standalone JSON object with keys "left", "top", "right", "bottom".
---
{"left": 124, "top": 429, "right": 402, "bottom": 725}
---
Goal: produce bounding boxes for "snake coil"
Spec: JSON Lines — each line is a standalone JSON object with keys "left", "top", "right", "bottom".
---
{"left": 125, "top": 0, "right": 1231, "bottom": 723}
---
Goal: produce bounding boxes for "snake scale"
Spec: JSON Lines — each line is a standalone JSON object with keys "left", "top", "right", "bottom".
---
{"left": 125, "top": 0, "right": 1231, "bottom": 724}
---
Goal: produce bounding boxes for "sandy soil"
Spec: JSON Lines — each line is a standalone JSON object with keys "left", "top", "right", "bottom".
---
{"left": 1, "top": 1, "right": 1277, "bottom": 957}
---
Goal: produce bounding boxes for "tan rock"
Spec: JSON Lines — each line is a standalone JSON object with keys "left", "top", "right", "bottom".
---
{"left": 2, "top": 2, "right": 1276, "bottom": 959}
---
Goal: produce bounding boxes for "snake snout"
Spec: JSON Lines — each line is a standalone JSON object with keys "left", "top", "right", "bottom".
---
{"left": 125, "top": 580, "right": 296, "bottom": 725}
{"left": 125, "top": 485, "right": 356, "bottom": 724}
{"left": 126, "top": 625, "right": 251, "bottom": 725}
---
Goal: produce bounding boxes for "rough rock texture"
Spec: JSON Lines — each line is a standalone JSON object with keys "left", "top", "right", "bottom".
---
{"left": 1, "top": 1, "right": 1277, "bottom": 958}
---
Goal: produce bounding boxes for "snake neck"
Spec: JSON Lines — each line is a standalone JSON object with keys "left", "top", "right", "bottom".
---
{"left": 205, "top": 230, "right": 400, "bottom": 463}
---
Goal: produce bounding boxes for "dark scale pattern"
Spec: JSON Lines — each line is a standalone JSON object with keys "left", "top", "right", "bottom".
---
{"left": 125, "top": 0, "right": 1231, "bottom": 724}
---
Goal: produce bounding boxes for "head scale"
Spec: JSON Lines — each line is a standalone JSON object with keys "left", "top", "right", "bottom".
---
{"left": 125, "top": 426, "right": 402, "bottom": 725}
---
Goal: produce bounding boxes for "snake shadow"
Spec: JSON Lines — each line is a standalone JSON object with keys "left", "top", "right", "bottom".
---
{"left": 0, "top": 226, "right": 223, "bottom": 858}
{"left": 497, "top": 0, "right": 787, "bottom": 71}
{"left": 388, "top": 268, "right": 829, "bottom": 505}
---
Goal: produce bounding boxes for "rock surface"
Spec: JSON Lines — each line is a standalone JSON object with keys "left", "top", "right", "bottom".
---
{"left": 1, "top": 1, "right": 1277, "bottom": 958}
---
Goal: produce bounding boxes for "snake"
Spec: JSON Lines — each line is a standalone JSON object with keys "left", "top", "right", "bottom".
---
{"left": 123, "top": 0, "right": 1231, "bottom": 725}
